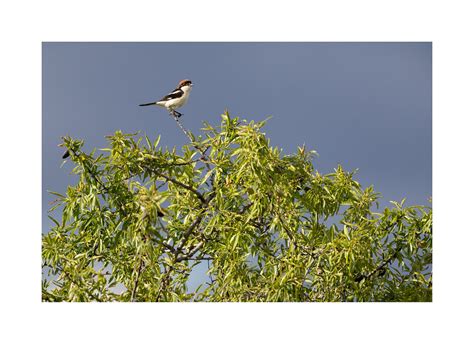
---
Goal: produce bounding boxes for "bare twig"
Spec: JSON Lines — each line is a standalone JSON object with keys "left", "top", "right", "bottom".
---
{"left": 171, "top": 115, "right": 213, "bottom": 172}
{"left": 172, "top": 115, "right": 193, "bottom": 142}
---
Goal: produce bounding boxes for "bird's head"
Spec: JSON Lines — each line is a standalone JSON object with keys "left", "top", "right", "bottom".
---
{"left": 178, "top": 79, "right": 193, "bottom": 91}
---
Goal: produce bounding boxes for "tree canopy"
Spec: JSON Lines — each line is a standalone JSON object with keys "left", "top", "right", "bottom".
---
{"left": 42, "top": 112, "right": 432, "bottom": 302}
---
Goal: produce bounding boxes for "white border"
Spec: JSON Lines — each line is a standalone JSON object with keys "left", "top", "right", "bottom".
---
{"left": 1, "top": 1, "right": 473, "bottom": 348}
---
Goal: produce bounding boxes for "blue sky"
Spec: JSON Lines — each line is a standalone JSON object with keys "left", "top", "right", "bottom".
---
{"left": 42, "top": 43, "right": 431, "bottom": 289}
{"left": 43, "top": 42, "right": 431, "bottom": 223}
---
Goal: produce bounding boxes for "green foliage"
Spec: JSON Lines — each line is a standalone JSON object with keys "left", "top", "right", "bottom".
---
{"left": 42, "top": 112, "right": 432, "bottom": 302}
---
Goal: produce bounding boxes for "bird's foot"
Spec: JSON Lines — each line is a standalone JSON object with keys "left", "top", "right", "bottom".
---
{"left": 171, "top": 110, "right": 182, "bottom": 118}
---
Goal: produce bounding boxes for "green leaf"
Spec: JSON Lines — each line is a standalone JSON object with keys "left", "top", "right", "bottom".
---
{"left": 42, "top": 113, "right": 432, "bottom": 302}
{"left": 199, "top": 169, "right": 214, "bottom": 186}
{"left": 47, "top": 190, "right": 65, "bottom": 198}
{"left": 47, "top": 215, "right": 60, "bottom": 227}
{"left": 154, "top": 135, "right": 161, "bottom": 148}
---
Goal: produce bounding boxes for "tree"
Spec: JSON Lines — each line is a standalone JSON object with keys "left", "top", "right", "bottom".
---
{"left": 42, "top": 112, "right": 432, "bottom": 302}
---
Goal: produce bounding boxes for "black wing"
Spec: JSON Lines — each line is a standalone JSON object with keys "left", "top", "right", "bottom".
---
{"left": 159, "top": 88, "right": 183, "bottom": 102}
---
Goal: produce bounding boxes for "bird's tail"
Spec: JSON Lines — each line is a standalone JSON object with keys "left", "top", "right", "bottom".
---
{"left": 139, "top": 102, "right": 156, "bottom": 106}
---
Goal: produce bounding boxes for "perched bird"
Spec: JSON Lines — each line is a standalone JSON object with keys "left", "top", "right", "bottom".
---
{"left": 62, "top": 80, "right": 193, "bottom": 159}
{"left": 139, "top": 79, "right": 193, "bottom": 118}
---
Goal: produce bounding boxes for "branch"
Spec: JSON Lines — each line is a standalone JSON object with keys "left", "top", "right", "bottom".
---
{"left": 175, "top": 241, "right": 205, "bottom": 262}
{"left": 131, "top": 260, "right": 144, "bottom": 301}
{"left": 152, "top": 116, "right": 217, "bottom": 299}
{"left": 161, "top": 159, "right": 200, "bottom": 167}
{"left": 61, "top": 268, "right": 102, "bottom": 302}
{"left": 174, "top": 213, "right": 205, "bottom": 254}
{"left": 171, "top": 115, "right": 213, "bottom": 172}
{"left": 354, "top": 221, "right": 403, "bottom": 283}
{"left": 172, "top": 116, "right": 193, "bottom": 142}
{"left": 155, "top": 265, "right": 173, "bottom": 301}
{"left": 143, "top": 165, "right": 206, "bottom": 204}
{"left": 70, "top": 149, "right": 108, "bottom": 193}
{"left": 155, "top": 219, "right": 176, "bottom": 253}
{"left": 184, "top": 256, "right": 213, "bottom": 261}
{"left": 355, "top": 245, "right": 403, "bottom": 283}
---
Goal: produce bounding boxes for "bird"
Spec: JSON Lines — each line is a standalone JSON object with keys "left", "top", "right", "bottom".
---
{"left": 62, "top": 150, "right": 70, "bottom": 159}
{"left": 139, "top": 79, "right": 193, "bottom": 118}
{"left": 62, "top": 80, "right": 193, "bottom": 160}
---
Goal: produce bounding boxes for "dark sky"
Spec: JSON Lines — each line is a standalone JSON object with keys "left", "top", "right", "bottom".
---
{"left": 42, "top": 42, "right": 431, "bottom": 234}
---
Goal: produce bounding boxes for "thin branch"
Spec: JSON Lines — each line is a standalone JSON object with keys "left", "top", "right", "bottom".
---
{"left": 154, "top": 219, "right": 176, "bottom": 253}
{"left": 155, "top": 265, "right": 173, "bottom": 301}
{"left": 160, "top": 159, "right": 200, "bottom": 167}
{"left": 150, "top": 236, "right": 176, "bottom": 253}
{"left": 355, "top": 245, "right": 403, "bottom": 283}
{"left": 61, "top": 269, "right": 102, "bottom": 302}
{"left": 301, "top": 259, "right": 316, "bottom": 288}
{"left": 131, "top": 260, "right": 144, "bottom": 302}
{"left": 238, "top": 202, "right": 254, "bottom": 215}
{"left": 187, "top": 241, "right": 205, "bottom": 257}
{"left": 171, "top": 115, "right": 213, "bottom": 172}
{"left": 175, "top": 241, "right": 205, "bottom": 262}
{"left": 172, "top": 115, "right": 193, "bottom": 142}
{"left": 174, "top": 214, "right": 205, "bottom": 254}
{"left": 184, "top": 256, "right": 213, "bottom": 261}
{"left": 143, "top": 165, "right": 206, "bottom": 204}
{"left": 354, "top": 221, "right": 403, "bottom": 283}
